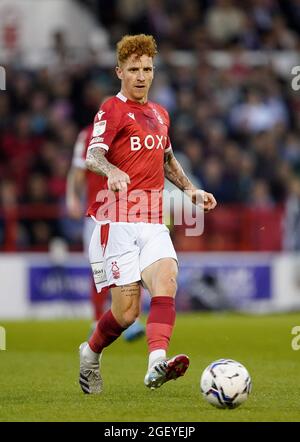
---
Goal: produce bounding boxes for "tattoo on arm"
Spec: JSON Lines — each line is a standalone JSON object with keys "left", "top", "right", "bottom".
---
{"left": 164, "top": 149, "right": 195, "bottom": 192}
{"left": 86, "top": 147, "right": 116, "bottom": 177}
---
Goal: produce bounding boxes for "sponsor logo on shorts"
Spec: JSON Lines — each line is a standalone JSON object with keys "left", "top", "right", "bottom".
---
{"left": 91, "top": 262, "right": 107, "bottom": 284}
{"left": 111, "top": 261, "right": 120, "bottom": 279}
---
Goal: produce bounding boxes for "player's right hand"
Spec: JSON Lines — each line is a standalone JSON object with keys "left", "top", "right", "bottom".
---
{"left": 107, "top": 168, "right": 131, "bottom": 192}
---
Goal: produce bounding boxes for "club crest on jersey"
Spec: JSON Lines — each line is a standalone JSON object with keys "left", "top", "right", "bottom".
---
{"left": 93, "top": 121, "right": 106, "bottom": 136}
{"left": 111, "top": 261, "right": 120, "bottom": 279}
{"left": 152, "top": 108, "right": 164, "bottom": 125}
{"left": 128, "top": 113, "right": 135, "bottom": 120}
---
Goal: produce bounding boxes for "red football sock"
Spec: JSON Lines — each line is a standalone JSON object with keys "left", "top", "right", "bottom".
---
{"left": 91, "top": 284, "right": 109, "bottom": 321}
{"left": 88, "top": 309, "right": 125, "bottom": 354}
{"left": 146, "top": 296, "right": 176, "bottom": 352}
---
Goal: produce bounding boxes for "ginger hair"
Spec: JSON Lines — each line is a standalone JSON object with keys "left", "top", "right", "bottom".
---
{"left": 116, "top": 34, "right": 158, "bottom": 65}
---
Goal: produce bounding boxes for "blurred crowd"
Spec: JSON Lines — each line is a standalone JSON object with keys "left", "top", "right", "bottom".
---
{"left": 88, "top": 0, "right": 300, "bottom": 50}
{"left": 1, "top": 0, "right": 300, "bottom": 250}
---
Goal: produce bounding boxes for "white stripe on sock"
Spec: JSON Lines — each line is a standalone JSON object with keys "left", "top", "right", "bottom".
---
{"left": 83, "top": 343, "right": 101, "bottom": 363}
{"left": 148, "top": 349, "right": 166, "bottom": 369}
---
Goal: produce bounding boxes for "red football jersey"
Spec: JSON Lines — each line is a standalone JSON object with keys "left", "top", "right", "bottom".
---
{"left": 71, "top": 125, "right": 107, "bottom": 209}
{"left": 86, "top": 92, "right": 172, "bottom": 223}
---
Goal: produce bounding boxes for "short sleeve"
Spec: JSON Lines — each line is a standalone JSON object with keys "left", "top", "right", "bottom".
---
{"left": 87, "top": 99, "right": 120, "bottom": 153}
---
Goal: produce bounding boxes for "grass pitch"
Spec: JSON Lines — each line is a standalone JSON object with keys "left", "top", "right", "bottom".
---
{"left": 0, "top": 313, "right": 299, "bottom": 422}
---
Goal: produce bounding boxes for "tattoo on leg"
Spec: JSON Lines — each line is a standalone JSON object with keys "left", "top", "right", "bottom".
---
{"left": 120, "top": 284, "right": 140, "bottom": 297}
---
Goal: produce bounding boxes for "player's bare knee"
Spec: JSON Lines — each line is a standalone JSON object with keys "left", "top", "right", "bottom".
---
{"left": 153, "top": 275, "right": 177, "bottom": 297}
{"left": 170, "top": 276, "right": 177, "bottom": 291}
{"left": 165, "top": 276, "right": 177, "bottom": 296}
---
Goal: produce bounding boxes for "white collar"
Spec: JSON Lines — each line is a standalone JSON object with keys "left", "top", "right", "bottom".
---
{"left": 116, "top": 92, "right": 127, "bottom": 102}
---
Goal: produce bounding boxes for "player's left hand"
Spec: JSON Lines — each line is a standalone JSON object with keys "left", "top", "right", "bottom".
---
{"left": 186, "top": 189, "right": 217, "bottom": 212}
{"left": 203, "top": 191, "right": 217, "bottom": 212}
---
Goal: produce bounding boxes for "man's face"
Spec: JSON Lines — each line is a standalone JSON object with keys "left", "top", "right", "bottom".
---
{"left": 116, "top": 54, "right": 154, "bottom": 103}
